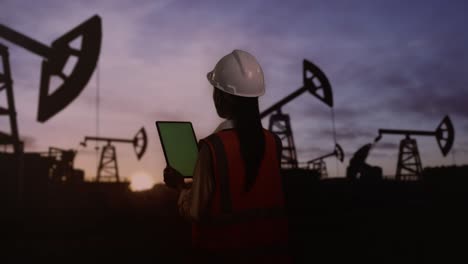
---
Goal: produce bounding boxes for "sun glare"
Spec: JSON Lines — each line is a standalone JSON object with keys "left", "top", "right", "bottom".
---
{"left": 130, "top": 172, "right": 154, "bottom": 192}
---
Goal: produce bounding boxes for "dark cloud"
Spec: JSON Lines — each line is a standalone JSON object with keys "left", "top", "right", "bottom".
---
{"left": 296, "top": 145, "right": 331, "bottom": 156}
{"left": 368, "top": 151, "right": 393, "bottom": 159}
{"left": 298, "top": 105, "right": 373, "bottom": 129}
{"left": 341, "top": 25, "right": 468, "bottom": 119}
{"left": 374, "top": 142, "right": 399, "bottom": 150}
{"left": 315, "top": 126, "right": 375, "bottom": 142}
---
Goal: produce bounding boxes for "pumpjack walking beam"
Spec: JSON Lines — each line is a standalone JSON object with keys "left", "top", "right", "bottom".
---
{"left": 80, "top": 127, "right": 147, "bottom": 182}
{"left": 260, "top": 60, "right": 333, "bottom": 169}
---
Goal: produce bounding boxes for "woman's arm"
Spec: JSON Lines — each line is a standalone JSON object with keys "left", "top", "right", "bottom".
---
{"left": 177, "top": 143, "right": 214, "bottom": 222}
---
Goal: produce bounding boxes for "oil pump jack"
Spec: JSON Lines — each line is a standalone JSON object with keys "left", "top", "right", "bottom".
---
{"left": 260, "top": 60, "right": 334, "bottom": 169}
{"left": 80, "top": 127, "right": 147, "bottom": 182}
{"left": 0, "top": 16, "right": 102, "bottom": 204}
{"left": 305, "top": 143, "right": 344, "bottom": 178}
{"left": 0, "top": 15, "right": 101, "bottom": 155}
{"left": 375, "top": 115, "right": 454, "bottom": 181}
{"left": 0, "top": 15, "right": 102, "bottom": 122}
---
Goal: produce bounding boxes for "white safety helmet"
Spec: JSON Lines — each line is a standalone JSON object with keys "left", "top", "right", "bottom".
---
{"left": 207, "top": 49, "right": 265, "bottom": 97}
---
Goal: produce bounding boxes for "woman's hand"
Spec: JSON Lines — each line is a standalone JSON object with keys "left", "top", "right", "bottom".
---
{"left": 164, "top": 166, "right": 185, "bottom": 191}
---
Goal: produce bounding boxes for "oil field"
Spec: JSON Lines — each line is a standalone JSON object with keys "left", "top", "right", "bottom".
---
{"left": 1, "top": 1, "right": 468, "bottom": 263}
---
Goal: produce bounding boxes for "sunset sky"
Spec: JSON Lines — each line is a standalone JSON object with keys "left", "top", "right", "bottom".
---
{"left": 1, "top": 0, "right": 467, "bottom": 184}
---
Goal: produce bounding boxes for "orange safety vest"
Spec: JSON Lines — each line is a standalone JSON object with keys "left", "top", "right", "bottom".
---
{"left": 192, "top": 128, "right": 291, "bottom": 262}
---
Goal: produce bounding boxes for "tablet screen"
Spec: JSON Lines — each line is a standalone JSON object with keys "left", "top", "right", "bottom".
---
{"left": 156, "top": 121, "right": 198, "bottom": 178}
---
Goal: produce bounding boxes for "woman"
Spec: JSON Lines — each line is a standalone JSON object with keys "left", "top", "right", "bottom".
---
{"left": 164, "top": 50, "right": 291, "bottom": 263}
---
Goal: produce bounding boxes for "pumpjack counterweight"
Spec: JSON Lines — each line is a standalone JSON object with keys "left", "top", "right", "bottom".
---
{"left": 260, "top": 60, "right": 333, "bottom": 168}
{"left": 80, "top": 127, "right": 147, "bottom": 182}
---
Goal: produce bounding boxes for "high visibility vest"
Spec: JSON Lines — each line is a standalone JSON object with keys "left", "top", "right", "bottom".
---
{"left": 192, "top": 128, "right": 290, "bottom": 260}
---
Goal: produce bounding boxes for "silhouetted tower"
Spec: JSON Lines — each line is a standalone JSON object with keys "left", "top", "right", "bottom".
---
{"left": 306, "top": 143, "right": 344, "bottom": 178}
{"left": 268, "top": 110, "right": 297, "bottom": 168}
{"left": 311, "top": 160, "right": 328, "bottom": 178}
{"left": 375, "top": 116, "right": 454, "bottom": 181}
{"left": 0, "top": 43, "right": 22, "bottom": 154}
{"left": 97, "top": 143, "right": 119, "bottom": 182}
{"left": 260, "top": 60, "right": 333, "bottom": 169}
{"left": 80, "top": 127, "right": 147, "bottom": 182}
{"left": 396, "top": 137, "right": 423, "bottom": 181}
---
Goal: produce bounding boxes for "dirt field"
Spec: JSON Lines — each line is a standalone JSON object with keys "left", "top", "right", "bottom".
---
{"left": 2, "top": 173, "right": 468, "bottom": 263}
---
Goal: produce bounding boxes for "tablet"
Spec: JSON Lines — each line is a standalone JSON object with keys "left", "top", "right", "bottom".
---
{"left": 156, "top": 121, "right": 198, "bottom": 178}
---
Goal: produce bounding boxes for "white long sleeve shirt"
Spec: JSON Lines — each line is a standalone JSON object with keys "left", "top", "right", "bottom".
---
{"left": 177, "top": 120, "right": 235, "bottom": 222}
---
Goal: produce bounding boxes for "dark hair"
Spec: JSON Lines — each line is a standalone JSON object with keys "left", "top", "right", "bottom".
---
{"left": 214, "top": 88, "right": 265, "bottom": 192}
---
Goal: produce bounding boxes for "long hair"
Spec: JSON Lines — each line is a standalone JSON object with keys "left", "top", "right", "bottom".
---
{"left": 235, "top": 97, "right": 265, "bottom": 192}
{"left": 216, "top": 89, "right": 265, "bottom": 192}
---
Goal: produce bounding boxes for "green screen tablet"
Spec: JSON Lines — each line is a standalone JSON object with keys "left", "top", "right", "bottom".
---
{"left": 156, "top": 121, "right": 198, "bottom": 178}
